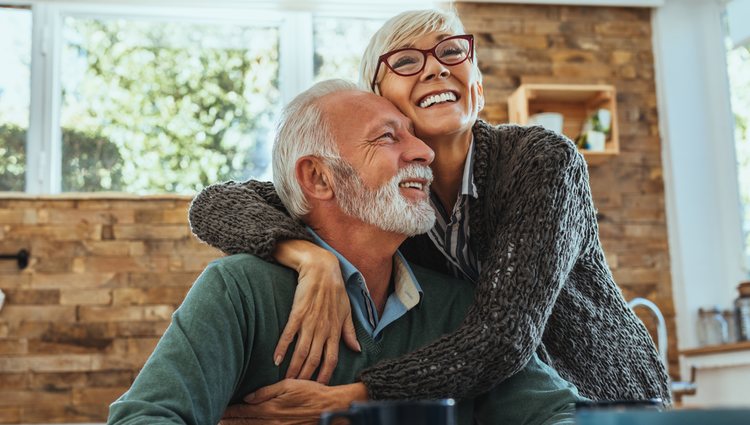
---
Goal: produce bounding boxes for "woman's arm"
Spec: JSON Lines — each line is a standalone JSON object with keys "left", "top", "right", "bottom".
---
{"left": 189, "top": 180, "right": 313, "bottom": 259}
{"left": 358, "top": 135, "right": 590, "bottom": 400}
{"left": 189, "top": 180, "right": 360, "bottom": 382}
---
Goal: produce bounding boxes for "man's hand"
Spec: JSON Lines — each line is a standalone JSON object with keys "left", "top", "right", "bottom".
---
{"left": 221, "top": 380, "right": 367, "bottom": 425}
{"left": 272, "top": 240, "right": 361, "bottom": 384}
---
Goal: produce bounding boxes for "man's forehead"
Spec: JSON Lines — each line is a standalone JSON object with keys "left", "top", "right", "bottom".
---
{"left": 320, "top": 90, "right": 409, "bottom": 133}
{"left": 320, "top": 89, "right": 388, "bottom": 112}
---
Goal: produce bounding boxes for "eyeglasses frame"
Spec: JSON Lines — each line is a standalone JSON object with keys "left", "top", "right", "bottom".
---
{"left": 370, "top": 34, "right": 475, "bottom": 92}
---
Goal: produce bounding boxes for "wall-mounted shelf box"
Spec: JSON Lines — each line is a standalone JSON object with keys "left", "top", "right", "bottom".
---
{"left": 507, "top": 83, "right": 619, "bottom": 156}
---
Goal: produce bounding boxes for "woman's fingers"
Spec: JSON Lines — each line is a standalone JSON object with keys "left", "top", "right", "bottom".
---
{"left": 274, "top": 313, "right": 302, "bottom": 366}
{"left": 285, "top": 324, "right": 313, "bottom": 379}
{"left": 298, "top": 331, "right": 327, "bottom": 380}
{"left": 316, "top": 337, "right": 341, "bottom": 384}
{"left": 341, "top": 313, "right": 361, "bottom": 353}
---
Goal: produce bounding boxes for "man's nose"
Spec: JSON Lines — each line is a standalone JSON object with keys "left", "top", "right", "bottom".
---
{"left": 420, "top": 54, "right": 450, "bottom": 82}
{"left": 403, "top": 133, "right": 435, "bottom": 166}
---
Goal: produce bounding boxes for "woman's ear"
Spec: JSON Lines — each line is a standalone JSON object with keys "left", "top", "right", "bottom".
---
{"left": 476, "top": 80, "right": 485, "bottom": 112}
{"left": 296, "top": 156, "right": 334, "bottom": 201}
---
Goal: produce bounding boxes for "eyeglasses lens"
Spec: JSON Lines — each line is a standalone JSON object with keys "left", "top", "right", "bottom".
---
{"left": 386, "top": 37, "right": 470, "bottom": 76}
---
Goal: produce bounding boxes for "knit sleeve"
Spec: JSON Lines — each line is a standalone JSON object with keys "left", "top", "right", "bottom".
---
{"left": 188, "top": 180, "right": 312, "bottom": 261}
{"left": 359, "top": 131, "right": 592, "bottom": 400}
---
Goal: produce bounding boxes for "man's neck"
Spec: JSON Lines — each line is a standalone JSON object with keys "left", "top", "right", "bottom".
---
{"left": 309, "top": 213, "right": 403, "bottom": 316}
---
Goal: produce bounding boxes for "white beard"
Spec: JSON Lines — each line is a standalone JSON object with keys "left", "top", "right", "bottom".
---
{"left": 328, "top": 159, "right": 435, "bottom": 237}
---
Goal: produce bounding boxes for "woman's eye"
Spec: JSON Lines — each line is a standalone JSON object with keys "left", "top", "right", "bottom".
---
{"left": 440, "top": 47, "right": 464, "bottom": 58}
{"left": 391, "top": 56, "right": 419, "bottom": 70}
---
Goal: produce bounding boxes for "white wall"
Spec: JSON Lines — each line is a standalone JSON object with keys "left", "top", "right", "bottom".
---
{"left": 653, "top": 0, "right": 747, "bottom": 351}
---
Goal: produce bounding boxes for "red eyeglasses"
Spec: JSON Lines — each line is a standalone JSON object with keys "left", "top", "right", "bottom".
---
{"left": 370, "top": 34, "right": 474, "bottom": 91}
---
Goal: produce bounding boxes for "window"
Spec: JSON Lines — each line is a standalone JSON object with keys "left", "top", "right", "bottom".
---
{"left": 0, "top": 5, "right": 31, "bottom": 191}
{"left": 60, "top": 15, "right": 280, "bottom": 193}
{"left": 313, "top": 16, "right": 385, "bottom": 83}
{"left": 726, "top": 0, "right": 750, "bottom": 266}
{"left": 727, "top": 43, "right": 750, "bottom": 262}
{"left": 0, "top": 2, "right": 404, "bottom": 195}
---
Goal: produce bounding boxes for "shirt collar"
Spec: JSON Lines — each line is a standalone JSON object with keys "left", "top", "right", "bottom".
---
{"left": 461, "top": 138, "right": 479, "bottom": 199}
{"left": 306, "top": 228, "right": 423, "bottom": 307}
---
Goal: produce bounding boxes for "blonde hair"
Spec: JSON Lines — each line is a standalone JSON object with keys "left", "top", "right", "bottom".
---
{"left": 358, "top": 9, "right": 480, "bottom": 95}
{"left": 272, "top": 79, "right": 360, "bottom": 219}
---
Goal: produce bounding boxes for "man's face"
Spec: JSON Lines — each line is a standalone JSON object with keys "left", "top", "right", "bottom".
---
{"left": 319, "top": 91, "right": 436, "bottom": 236}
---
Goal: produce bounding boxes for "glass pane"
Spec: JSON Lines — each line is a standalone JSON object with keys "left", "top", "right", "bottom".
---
{"left": 313, "top": 16, "right": 385, "bottom": 83}
{"left": 60, "top": 16, "right": 280, "bottom": 194}
{"left": 727, "top": 43, "right": 750, "bottom": 260}
{"left": 0, "top": 6, "right": 31, "bottom": 192}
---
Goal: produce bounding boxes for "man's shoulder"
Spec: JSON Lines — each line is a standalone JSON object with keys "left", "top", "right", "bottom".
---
{"left": 204, "top": 254, "right": 297, "bottom": 293}
{"left": 407, "top": 262, "right": 473, "bottom": 297}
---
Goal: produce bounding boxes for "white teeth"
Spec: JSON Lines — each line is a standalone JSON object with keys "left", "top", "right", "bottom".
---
{"left": 399, "top": 182, "right": 424, "bottom": 190}
{"left": 419, "top": 91, "right": 457, "bottom": 108}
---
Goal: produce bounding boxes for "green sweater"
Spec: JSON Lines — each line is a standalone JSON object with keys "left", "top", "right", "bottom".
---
{"left": 108, "top": 254, "right": 582, "bottom": 425}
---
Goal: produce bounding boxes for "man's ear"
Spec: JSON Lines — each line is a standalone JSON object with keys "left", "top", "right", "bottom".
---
{"left": 296, "top": 156, "right": 334, "bottom": 201}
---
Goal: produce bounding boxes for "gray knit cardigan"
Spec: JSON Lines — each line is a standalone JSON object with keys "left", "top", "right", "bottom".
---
{"left": 188, "top": 120, "right": 671, "bottom": 403}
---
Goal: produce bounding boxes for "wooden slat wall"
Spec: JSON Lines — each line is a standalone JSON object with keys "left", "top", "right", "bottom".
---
{"left": 0, "top": 196, "right": 219, "bottom": 423}
{"left": 455, "top": 1, "right": 676, "bottom": 376}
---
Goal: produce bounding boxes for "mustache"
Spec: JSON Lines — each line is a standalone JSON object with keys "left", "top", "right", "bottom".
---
{"left": 394, "top": 164, "right": 433, "bottom": 187}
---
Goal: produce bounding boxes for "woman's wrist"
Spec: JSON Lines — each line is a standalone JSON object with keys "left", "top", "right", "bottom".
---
{"left": 273, "top": 239, "right": 336, "bottom": 273}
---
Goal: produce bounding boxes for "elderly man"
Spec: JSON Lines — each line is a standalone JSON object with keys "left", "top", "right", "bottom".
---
{"left": 108, "top": 80, "right": 583, "bottom": 425}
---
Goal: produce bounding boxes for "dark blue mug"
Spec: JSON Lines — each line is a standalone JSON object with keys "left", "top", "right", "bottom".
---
{"left": 319, "top": 399, "right": 457, "bottom": 425}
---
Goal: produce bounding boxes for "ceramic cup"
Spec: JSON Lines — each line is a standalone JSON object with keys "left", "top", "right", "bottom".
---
{"left": 320, "top": 399, "right": 457, "bottom": 425}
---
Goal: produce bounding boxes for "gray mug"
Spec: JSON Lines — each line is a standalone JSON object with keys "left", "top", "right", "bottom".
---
{"left": 319, "top": 399, "right": 457, "bottom": 425}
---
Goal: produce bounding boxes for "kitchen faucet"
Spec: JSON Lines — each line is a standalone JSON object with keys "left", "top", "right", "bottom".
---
{"left": 628, "top": 297, "right": 697, "bottom": 401}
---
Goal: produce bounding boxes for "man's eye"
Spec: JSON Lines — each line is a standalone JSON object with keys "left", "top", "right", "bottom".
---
{"left": 378, "top": 132, "right": 396, "bottom": 142}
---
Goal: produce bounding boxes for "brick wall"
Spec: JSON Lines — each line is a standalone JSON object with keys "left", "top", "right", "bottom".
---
{"left": 456, "top": 1, "right": 676, "bottom": 375}
{"left": 0, "top": 3, "right": 675, "bottom": 423}
{"left": 0, "top": 195, "right": 219, "bottom": 423}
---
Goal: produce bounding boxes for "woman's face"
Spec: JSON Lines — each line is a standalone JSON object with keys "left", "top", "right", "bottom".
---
{"left": 378, "top": 32, "right": 484, "bottom": 143}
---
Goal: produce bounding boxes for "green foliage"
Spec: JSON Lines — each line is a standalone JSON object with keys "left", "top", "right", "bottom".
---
{"left": 0, "top": 122, "right": 126, "bottom": 192}
{"left": 313, "top": 17, "right": 384, "bottom": 83}
{"left": 61, "top": 18, "right": 280, "bottom": 193}
{"left": 62, "top": 127, "right": 124, "bottom": 192}
{"left": 727, "top": 42, "right": 750, "bottom": 258}
{"left": 0, "top": 123, "right": 25, "bottom": 191}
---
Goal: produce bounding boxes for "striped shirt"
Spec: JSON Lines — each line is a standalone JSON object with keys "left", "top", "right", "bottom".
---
{"left": 427, "top": 141, "right": 480, "bottom": 283}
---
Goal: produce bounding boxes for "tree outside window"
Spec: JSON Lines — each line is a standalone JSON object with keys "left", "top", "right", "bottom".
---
{"left": 0, "top": 6, "right": 31, "bottom": 192}
{"left": 60, "top": 16, "right": 280, "bottom": 194}
{"left": 727, "top": 42, "right": 750, "bottom": 261}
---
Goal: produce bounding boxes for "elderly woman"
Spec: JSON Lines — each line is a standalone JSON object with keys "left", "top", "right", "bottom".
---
{"left": 190, "top": 8, "right": 670, "bottom": 409}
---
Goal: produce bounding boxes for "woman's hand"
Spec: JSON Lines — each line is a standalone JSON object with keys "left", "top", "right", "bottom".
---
{"left": 221, "top": 380, "right": 368, "bottom": 424}
{"left": 272, "top": 240, "right": 361, "bottom": 383}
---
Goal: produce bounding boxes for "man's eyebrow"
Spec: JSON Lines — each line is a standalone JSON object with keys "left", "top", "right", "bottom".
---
{"left": 364, "top": 119, "right": 401, "bottom": 138}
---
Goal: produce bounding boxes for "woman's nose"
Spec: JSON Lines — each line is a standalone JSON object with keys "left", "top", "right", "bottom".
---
{"left": 420, "top": 54, "right": 450, "bottom": 82}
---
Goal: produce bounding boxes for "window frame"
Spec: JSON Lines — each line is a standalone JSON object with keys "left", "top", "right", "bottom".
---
{"left": 3, "top": 0, "right": 407, "bottom": 194}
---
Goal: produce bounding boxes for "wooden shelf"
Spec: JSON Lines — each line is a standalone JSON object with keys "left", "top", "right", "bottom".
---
{"left": 680, "top": 341, "right": 750, "bottom": 357}
{"left": 507, "top": 83, "right": 619, "bottom": 156}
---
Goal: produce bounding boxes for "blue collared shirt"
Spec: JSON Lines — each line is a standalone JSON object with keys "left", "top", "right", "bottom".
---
{"left": 308, "top": 229, "right": 423, "bottom": 340}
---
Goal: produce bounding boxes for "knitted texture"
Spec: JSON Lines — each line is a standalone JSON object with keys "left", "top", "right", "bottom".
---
{"left": 189, "top": 180, "right": 313, "bottom": 261}
{"left": 188, "top": 121, "right": 671, "bottom": 404}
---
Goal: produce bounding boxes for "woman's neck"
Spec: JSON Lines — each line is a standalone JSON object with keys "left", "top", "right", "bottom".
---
{"left": 426, "top": 130, "right": 473, "bottom": 214}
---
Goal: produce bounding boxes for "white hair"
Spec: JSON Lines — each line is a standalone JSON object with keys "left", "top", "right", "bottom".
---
{"left": 358, "top": 8, "right": 481, "bottom": 95}
{"left": 272, "top": 79, "right": 360, "bottom": 219}
{"left": 328, "top": 159, "right": 435, "bottom": 236}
